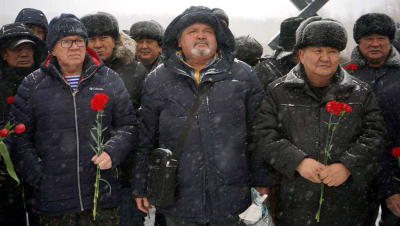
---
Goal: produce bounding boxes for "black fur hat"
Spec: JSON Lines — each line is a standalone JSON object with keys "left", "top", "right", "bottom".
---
{"left": 212, "top": 8, "right": 229, "bottom": 27}
{"left": 295, "top": 16, "right": 347, "bottom": 51}
{"left": 81, "top": 12, "right": 119, "bottom": 41}
{"left": 279, "top": 17, "right": 304, "bottom": 52}
{"left": 162, "top": 6, "right": 235, "bottom": 63}
{"left": 129, "top": 21, "right": 164, "bottom": 45}
{"left": 353, "top": 13, "right": 396, "bottom": 44}
{"left": 235, "top": 35, "right": 263, "bottom": 66}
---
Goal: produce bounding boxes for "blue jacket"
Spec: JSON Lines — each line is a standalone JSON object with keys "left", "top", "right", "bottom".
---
{"left": 9, "top": 48, "right": 137, "bottom": 216}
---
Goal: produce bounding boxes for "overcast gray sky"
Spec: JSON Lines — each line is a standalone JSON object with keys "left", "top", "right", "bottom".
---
{"left": 0, "top": 0, "right": 388, "bottom": 22}
{"left": 1, "top": 0, "right": 398, "bottom": 54}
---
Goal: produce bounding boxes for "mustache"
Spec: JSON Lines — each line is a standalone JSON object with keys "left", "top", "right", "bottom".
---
{"left": 193, "top": 41, "right": 209, "bottom": 47}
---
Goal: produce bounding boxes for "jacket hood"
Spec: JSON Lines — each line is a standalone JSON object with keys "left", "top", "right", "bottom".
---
{"left": 0, "top": 22, "right": 47, "bottom": 67}
{"left": 162, "top": 6, "right": 235, "bottom": 64}
{"left": 41, "top": 47, "right": 102, "bottom": 80}
{"left": 113, "top": 31, "right": 136, "bottom": 65}
{"left": 15, "top": 8, "right": 48, "bottom": 34}
{"left": 350, "top": 45, "right": 400, "bottom": 68}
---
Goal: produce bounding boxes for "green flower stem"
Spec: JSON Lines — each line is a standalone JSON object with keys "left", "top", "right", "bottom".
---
{"left": 93, "top": 165, "right": 101, "bottom": 220}
{"left": 316, "top": 112, "right": 345, "bottom": 222}
{"left": 0, "top": 140, "right": 20, "bottom": 185}
{"left": 93, "top": 110, "right": 102, "bottom": 220}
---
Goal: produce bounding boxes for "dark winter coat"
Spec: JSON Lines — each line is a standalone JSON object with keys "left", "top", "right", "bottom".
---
{"left": 105, "top": 32, "right": 147, "bottom": 110}
{"left": 253, "top": 64, "right": 385, "bottom": 226}
{"left": 344, "top": 46, "right": 400, "bottom": 223}
{"left": 105, "top": 32, "right": 147, "bottom": 188}
{"left": 0, "top": 22, "right": 46, "bottom": 126}
{"left": 142, "top": 54, "right": 162, "bottom": 74}
{"left": 9, "top": 48, "right": 137, "bottom": 216}
{"left": 133, "top": 6, "right": 267, "bottom": 224}
{"left": 253, "top": 47, "right": 297, "bottom": 92}
{"left": 0, "top": 22, "right": 46, "bottom": 213}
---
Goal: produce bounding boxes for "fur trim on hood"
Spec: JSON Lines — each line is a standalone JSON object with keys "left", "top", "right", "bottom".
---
{"left": 114, "top": 31, "right": 136, "bottom": 65}
{"left": 350, "top": 45, "right": 400, "bottom": 68}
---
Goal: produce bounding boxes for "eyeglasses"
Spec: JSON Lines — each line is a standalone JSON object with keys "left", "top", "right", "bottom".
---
{"left": 57, "top": 39, "right": 86, "bottom": 48}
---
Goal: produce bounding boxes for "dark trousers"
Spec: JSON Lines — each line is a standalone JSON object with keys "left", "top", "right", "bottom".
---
{"left": 155, "top": 210, "right": 167, "bottom": 226}
{"left": 379, "top": 203, "right": 400, "bottom": 226}
{"left": 0, "top": 211, "right": 27, "bottom": 226}
{"left": 119, "top": 187, "right": 146, "bottom": 226}
{"left": 165, "top": 215, "right": 245, "bottom": 226}
{"left": 39, "top": 207, "right": 119, "bottom": 226}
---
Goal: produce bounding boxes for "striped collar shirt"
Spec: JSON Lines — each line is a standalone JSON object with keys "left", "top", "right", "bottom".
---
{"left": 64, "top": 75, "right": 81, "bottom": 91}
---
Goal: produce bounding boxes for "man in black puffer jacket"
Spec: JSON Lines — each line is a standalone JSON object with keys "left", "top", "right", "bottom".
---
{"left": 0, "top": 22, "right": 46, "bottom": 226}
{"left": 9, "top": 13, "right": 137, "bottom": 225}
{"left": 133, "top": 6, "right": 268, "bottom": 226}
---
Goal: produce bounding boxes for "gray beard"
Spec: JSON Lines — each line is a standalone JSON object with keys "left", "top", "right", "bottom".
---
{"left": 192, "top": 48, "right": 211, "bottom": 56}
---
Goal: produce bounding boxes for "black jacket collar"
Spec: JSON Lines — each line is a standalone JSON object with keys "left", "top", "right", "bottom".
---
{"left": 284, "top": 64, "right": 355, "bottom": 102}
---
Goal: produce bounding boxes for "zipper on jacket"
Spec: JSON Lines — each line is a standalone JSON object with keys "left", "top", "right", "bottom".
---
{"left": 70, "top": 72, "right": 96, "bottom": 211}
{"left": 54, "top": 64, "right": 98, "bottom": 212}
{"left": 72, "top": 92, "right": 84, "bottom": 211}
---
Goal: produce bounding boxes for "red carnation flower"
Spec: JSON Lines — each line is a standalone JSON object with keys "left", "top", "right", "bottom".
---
{"left": 6, "top": 96, "right": 14, "bottom": 105}
{"left": 90, "top": 93, "right": 109, "bottom": 111}
{"left": 0, "top": 128, "right": 9, "bottom": 137}
{"left": 392, "top": 147, "right": 400, "bottom": 158}
{"left": 326, "top": 101, "right": 353, "bottom": 115}
{"left": 14, "top": 124, "right": 25, "bottom": 134}
{"left": 344, "top": 64, "right": 357, "bottom": 70}
{"left": 344, "top": 104, "right": 352, "bottom": 113}
{"left": 326, "top": 101, "right": 342, "bottom": 115}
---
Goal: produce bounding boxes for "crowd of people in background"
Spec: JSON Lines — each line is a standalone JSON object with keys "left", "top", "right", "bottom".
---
{"left": 0, "top": 5, "right": 400, "bottom": 226}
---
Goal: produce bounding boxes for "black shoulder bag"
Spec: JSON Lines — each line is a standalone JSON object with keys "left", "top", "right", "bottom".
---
{"left": 147, "top": 83, "right": 212, "bottom": 207}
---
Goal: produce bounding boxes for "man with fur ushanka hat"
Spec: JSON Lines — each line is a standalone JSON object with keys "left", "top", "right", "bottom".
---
{"left": 81, "top": 11, "right": 148, "bottom": 226}
{"left": 130, "top": 20, "right": 164, "bottom": 73}
{"left": 133, "top": 6, "right": 268, "bottom": 226}
{"left": 253, "top": 16, "right": 385, "bottom": 226}
{"left": 344, "top": 13, "right": 400, "bottom": 225}
{"left": 9, "top": 13, "right": 137, "bottom": 226}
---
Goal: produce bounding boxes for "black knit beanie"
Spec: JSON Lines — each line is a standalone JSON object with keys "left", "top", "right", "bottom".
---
{"left": 46, "top": 14, "right": 88, "bottom": 51}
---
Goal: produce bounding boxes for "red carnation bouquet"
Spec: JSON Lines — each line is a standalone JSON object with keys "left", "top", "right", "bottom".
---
{"left": 343, "top": 64, "right": 357, "bottom": 75}
{"left": 89, "top": 93, "right": 111, "bottom": 220}
{"left": 316, "top": 100, "right": 352, "bottom": 222}
{"left": 0, "top": 122, "right": 25, "bottom": 185}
